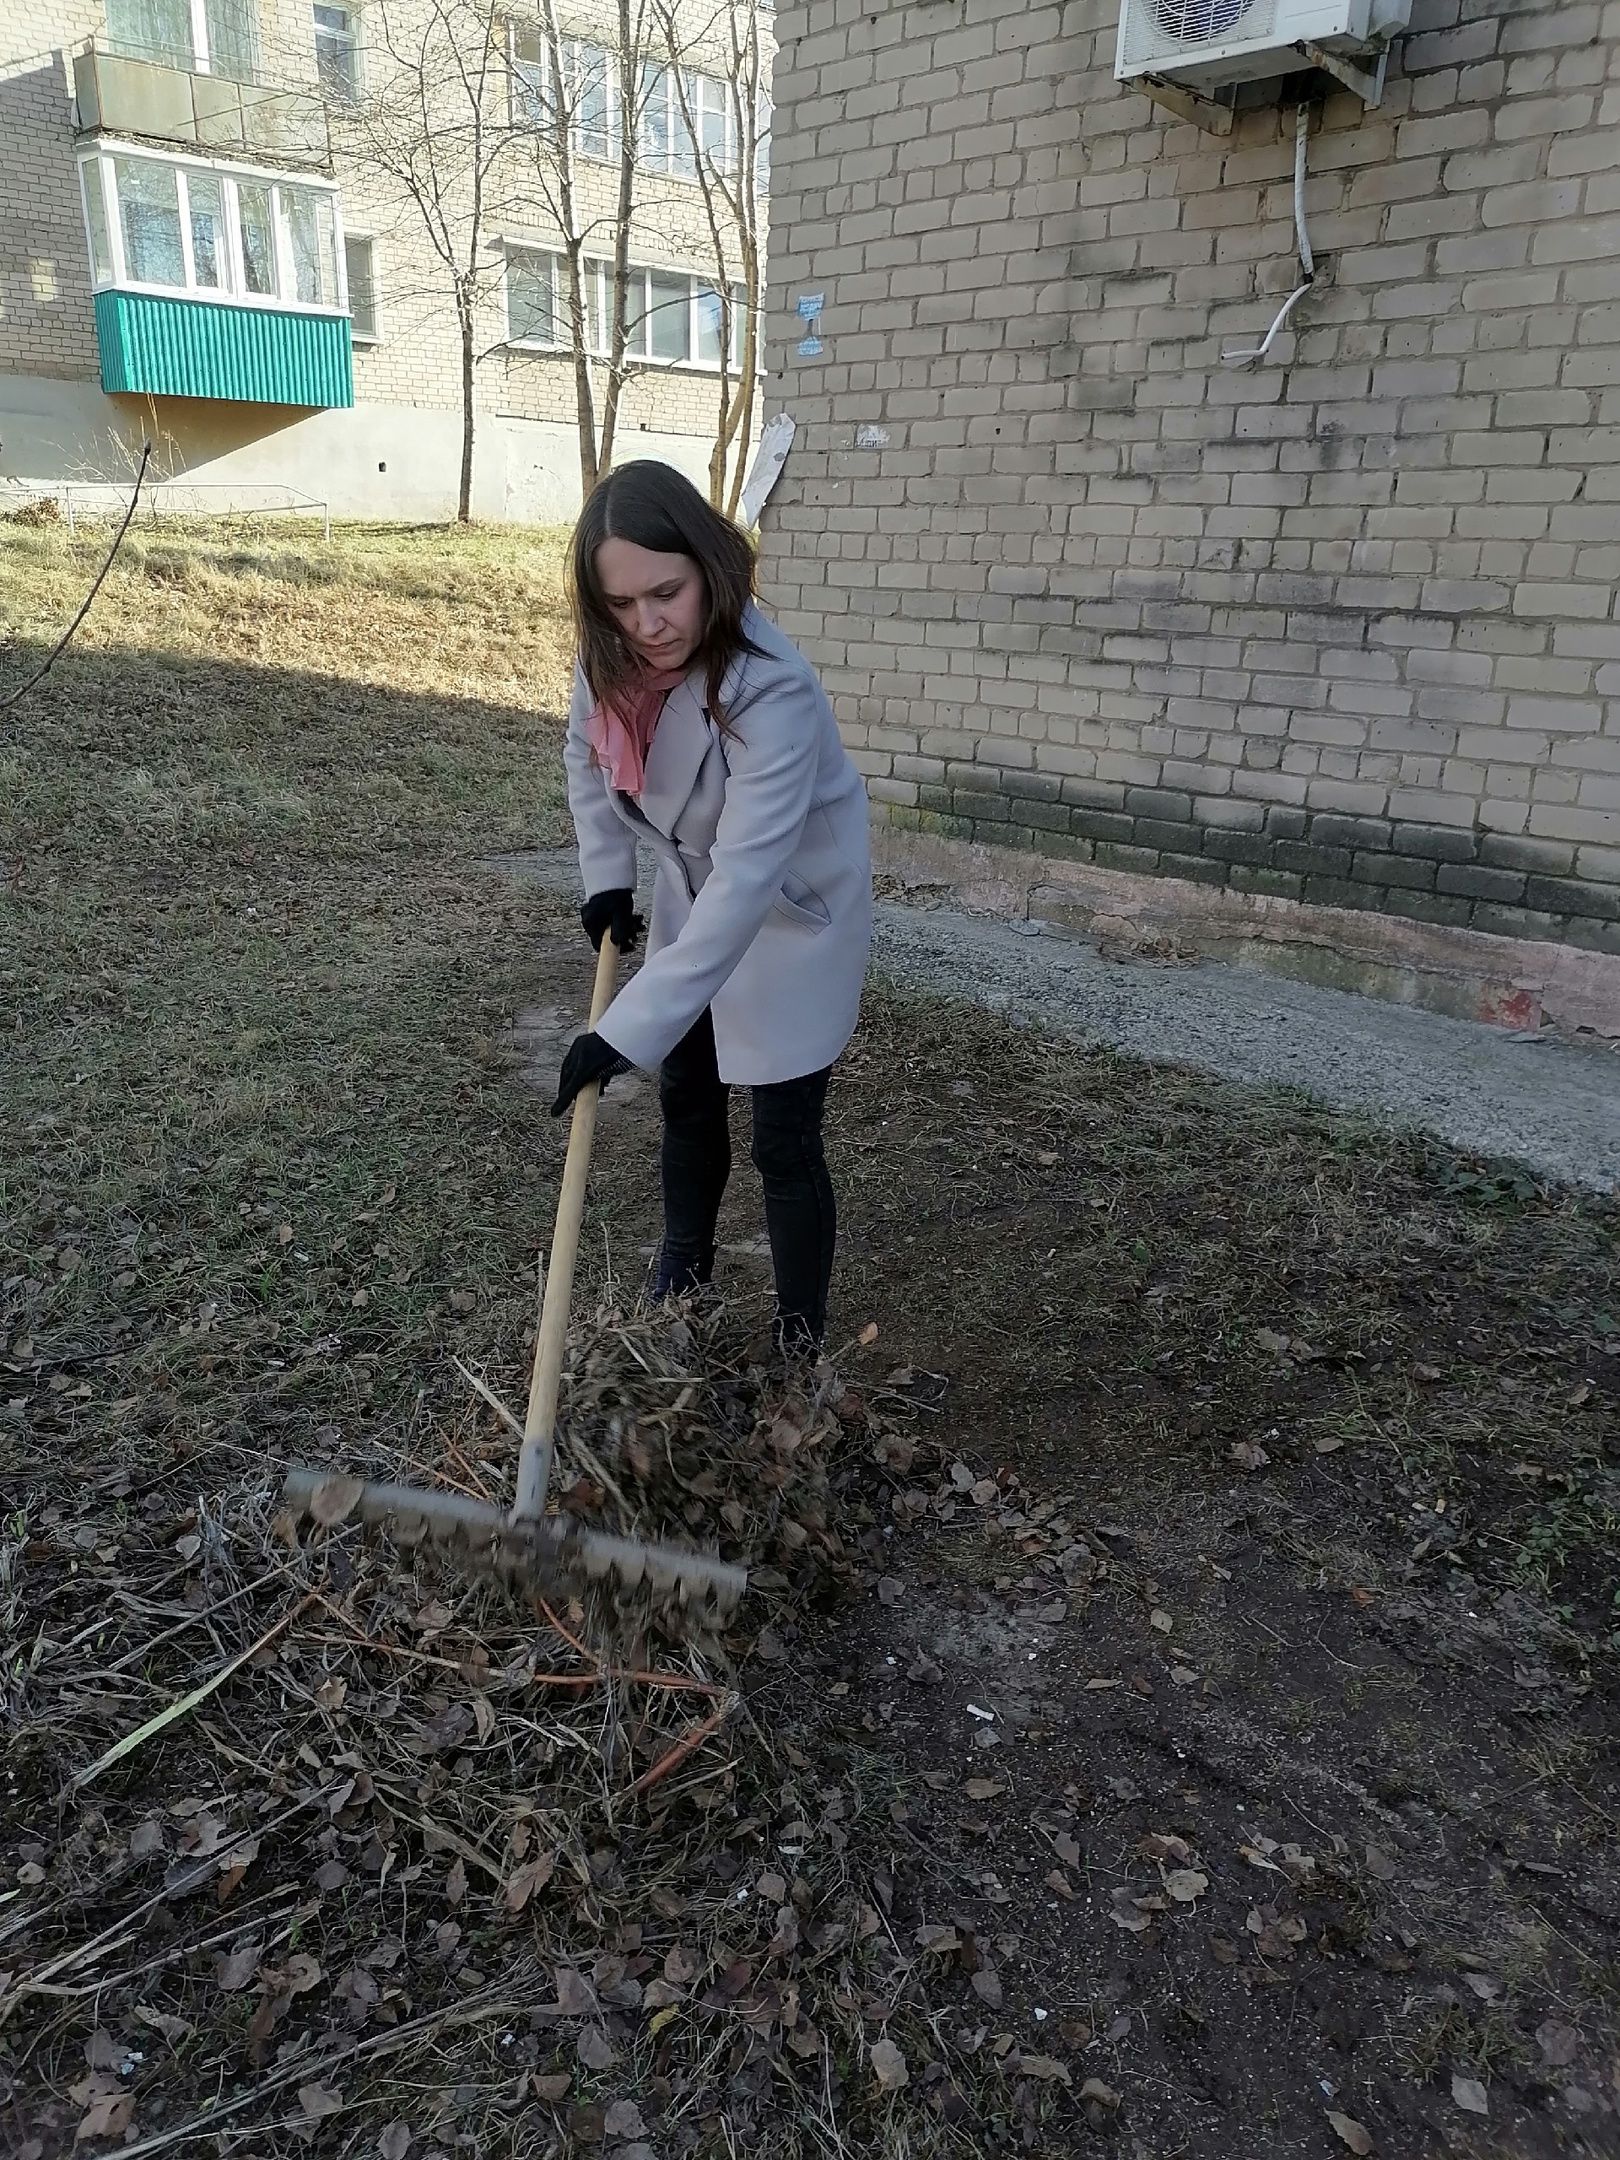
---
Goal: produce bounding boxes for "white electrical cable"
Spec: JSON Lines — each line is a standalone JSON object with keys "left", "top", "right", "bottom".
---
{"left": 1292, "top": 99, "right": 1315, "bottom": 279}
{"left": 1223, "top": 103, "right": 1315, "bottom": 366}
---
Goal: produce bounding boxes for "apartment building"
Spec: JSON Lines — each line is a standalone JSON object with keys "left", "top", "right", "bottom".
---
{"left": 1, "top": 0, "right": 771, "bottom": 520}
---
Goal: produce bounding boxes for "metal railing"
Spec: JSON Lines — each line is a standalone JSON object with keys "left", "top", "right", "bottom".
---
{"left": 2, "top": 476, "right": 332, "bottom": 542}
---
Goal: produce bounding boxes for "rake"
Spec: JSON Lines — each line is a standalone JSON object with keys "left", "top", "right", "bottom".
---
{"left": 282, "top": 937, "right": 748, "bottom": 1623}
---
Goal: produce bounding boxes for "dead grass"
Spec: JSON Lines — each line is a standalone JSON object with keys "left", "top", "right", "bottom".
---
{"left": 3, "top": 521, "right": 1619, "bottom": 2158}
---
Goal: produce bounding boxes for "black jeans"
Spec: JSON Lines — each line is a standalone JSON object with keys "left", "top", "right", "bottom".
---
{"left": 656, "top": 1010, "right": 836, "bottom": 1349}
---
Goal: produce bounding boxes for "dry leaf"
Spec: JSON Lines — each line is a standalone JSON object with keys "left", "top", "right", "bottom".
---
{"left": 214, "top": 1941, "right": 262, "bottom": 1992}
{"left": 1327, "top": 2110, "right": 1373, "bottom": 2155}
{"left": 577, "top": 2025, "right": 615, "bottom": 2070}
{"left": 1230, "top": 1440, "right": 1271, "bottom": 1471}
{"left": 1045, "top": 1870, "right": 1075, "bottom": 1900}
{"left": 964, "top": 1778, "right": 1005, "bottom": 1800}
{"left": 532, "top": 2072, "right": 571, "bottom": 2102}
{"left": 1053, "top": 1833, "right": 1081, "bottom": 1868}
{"left": 377, "top": 2124, "right": 412, "bottom": 2160}
{"left": 1536, "top": 2019, "right": 1578, "bottom": 2066}
{"left": 914, "top": 1923, "right": 961, "bottom": 1955}
{"left": 1165, "top": 1869, "right": 1208, "bottom": 1903}
{"left": 1019, "top": 2054, "right": 1071, "bottom": 2084}
{"left": 556, "top": 1966, "right": 600, "bottom": 2016}
{"left": 505, "top": 1853, "right": 555, "bottom": 1912}
{"left": 870, "top": 2037, "right": 909, "bottom": 2092}
{"left": 444, "top": 1857, "right": 467, "bottom": 1908}
{"left": 1109, "top": 1887, "right": 1154, "bottom": 1933}
{"left": 1463, "top": 1972, "right": 1502, "bottom": 2003}
{"left": 298, "top": 2084, "right": 344, "bottom": 2122}
{"left": 1451, "top": 2074, "right": 1488, "bottom": 2116}
{"left": 1149, "top": 1608, "right": 1174, "bottom": 1634}
{"left": 84, "top": 2030, "right": 123, "bottom": 2072}
{"left": 1079, "top": 2077, "right": 1120, "bottom": 2107}
{"left": 604, "top": 2100, "right": 647, "bottom": 2139}
{"left": 72, "top": 2072, "right": 136, "bottom": 2145}
{"left": 283, "top": 1952, "right": 323, "bottom": 1994}
{"left": 1364, "top": 1844, "right": 1397, "bottom": 1881}
{"left": 971, "top": 1967, "right": 1003, "bottom": 2008}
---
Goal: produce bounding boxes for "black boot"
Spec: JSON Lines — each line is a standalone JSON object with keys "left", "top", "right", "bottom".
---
{"left": 651, "top": 1242, "right": 714, "bottom": 1303}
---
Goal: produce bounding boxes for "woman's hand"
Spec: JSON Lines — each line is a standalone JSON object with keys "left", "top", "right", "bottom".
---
{"left": 581, "top": 889, "right": 644, "bottom": 954}
{"left": 552, "top": 1032, "right": 632, "bottom": 1118}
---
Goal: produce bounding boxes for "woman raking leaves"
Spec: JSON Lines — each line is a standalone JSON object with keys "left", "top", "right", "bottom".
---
{"left": 554, "top": 461, "right": 874, "bottom": 1352}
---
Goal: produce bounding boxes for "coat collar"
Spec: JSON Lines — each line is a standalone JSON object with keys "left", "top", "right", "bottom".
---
{"left": 634, "top": 673, "right": 712, "bottom": 833}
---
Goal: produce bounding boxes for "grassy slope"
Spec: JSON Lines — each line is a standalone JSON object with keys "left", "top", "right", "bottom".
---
{"left": 2, "top": 521, "right": 580, "bottom": 1487}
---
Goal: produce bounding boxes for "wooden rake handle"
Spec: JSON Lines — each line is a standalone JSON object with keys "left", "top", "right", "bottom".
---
{"left": 513, "top": 934, "right": 620, "bottom": 1522}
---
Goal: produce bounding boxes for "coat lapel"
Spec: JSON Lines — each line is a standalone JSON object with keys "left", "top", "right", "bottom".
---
{"left": 636, "top": 675, "right": 714, "bottom": 839}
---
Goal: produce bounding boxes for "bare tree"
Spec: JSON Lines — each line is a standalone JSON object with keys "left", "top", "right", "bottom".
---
{"left": 656, "top": 0, "right": 768, "bottom": 513}
{"left": 506, "top": 0, "right": 657, "bottom": 496}
{"left": 333, "top": 0, "right": 517, "bottom": 522}
{"left": 509, "top": 0, "right": 767, "bottom": 505}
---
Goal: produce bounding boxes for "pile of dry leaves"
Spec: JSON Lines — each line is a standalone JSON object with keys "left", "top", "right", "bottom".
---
{"left": 1, "top": 1301, "right": 1063, "bottom": 2159}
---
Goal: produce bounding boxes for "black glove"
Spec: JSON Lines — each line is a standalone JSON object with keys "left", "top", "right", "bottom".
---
{"left": 552, "top": 1031, "right": 632, "bottom": 1118}
{"left": 581, "top": 889, "right": 644, "bottom": 954}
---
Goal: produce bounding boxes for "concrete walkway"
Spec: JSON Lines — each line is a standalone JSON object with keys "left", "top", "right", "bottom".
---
{"left": 501, "top": 851, "right": 1620, "bottom": 1194}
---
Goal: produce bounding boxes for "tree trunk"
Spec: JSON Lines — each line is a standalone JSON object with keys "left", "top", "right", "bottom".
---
{"left": 567, "top": 250, "right": 600, "bottom": 500}
{"left": 600, "top": 0, "right": 639, "bottom": 477}
{"left": 458, "top": 298, "right": 476, "bottom": 524}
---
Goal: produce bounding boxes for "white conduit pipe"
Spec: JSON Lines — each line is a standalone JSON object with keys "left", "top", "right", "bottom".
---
{"left": 1223, "top": 103, "right": 1315, "bottom": 366}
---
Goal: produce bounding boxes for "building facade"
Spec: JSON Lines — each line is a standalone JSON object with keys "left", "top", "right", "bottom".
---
{"left": 2, "top": 0, "right": 770, "bottom": 521}
{"left": 757, "top": 0, "right": 1620, "bottom": 1017}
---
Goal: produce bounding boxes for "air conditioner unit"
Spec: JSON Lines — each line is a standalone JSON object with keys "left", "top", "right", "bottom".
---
{"left": 1115, "top": 0, "right": 1410, "bottom": 101}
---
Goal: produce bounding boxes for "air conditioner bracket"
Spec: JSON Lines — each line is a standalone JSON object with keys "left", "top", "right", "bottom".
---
{"left": 1294, "top": 37, "right": 1391, "bottom": 106}
{"left": 1131, "top": 71, "right": 1236, "bottom": 134}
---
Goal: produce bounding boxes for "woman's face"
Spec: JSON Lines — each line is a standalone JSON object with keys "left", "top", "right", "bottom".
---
{"left": 595, "top": 539, "right": 706, "bottom": 673}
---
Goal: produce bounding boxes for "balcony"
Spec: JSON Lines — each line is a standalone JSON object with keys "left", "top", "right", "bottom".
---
{"left": 73, "top": 40, "right": 331, "bottom": 169}
{"left": 94, "top": 289, "right": 353, "bottom": 406}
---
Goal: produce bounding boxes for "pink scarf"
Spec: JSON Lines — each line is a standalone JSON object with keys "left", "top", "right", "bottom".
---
{"left": 586, "top": 666, "right": 691, "bottom": 797}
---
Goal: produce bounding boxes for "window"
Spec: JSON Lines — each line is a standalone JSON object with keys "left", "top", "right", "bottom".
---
{"left": 645, "top": 270, "right": 691, "bottom": 362}
{"left": 696, "top": 283, "right": 748, "bottom": 370}
{"left": 756, "top": 96, "right": 771, "bottom": 190}
{"left": 187, "top": 171, "right": 226, "bottom": 288}
{"left": 282, "top": 186, "right": 339, "bottom": 305}
{"left": 106, "top": 0, "right": 193, "bottom": 69}
{"left": 691, "top": 74, "right": 734, "bottom": 176}
{"left": 81, "top": 159, "right": 114, "bottom": 285}
{"left": 345, "top": 234, "right": 378, "bottom": 339}
{"left": 236, "top": 180, "right": 276, "bottom": 295}
{"left": 638, "top": 64, "right": 695, "bottom": 179}
{"left": 635, "top": 67, "right": 738, "bottom": 180}
{"left": 106, "top": 0, "right": 259, "bottom": 80}
{"left": 78, "top": 147, "right": 347, "bottom": 315}
{"left": 504, "top": 247, "right": 749, "bottom": 372}
{"left": 115, "top": 156, "right": 184, "bottom": 287}
{"left": 506, "top": 249, "right": 558, "bottom": 347}
{"left": 509, "top": 30, "right": 618, "bottom": 161}
{"left": 313, "top": 3, "right": 360, "bottom": 101}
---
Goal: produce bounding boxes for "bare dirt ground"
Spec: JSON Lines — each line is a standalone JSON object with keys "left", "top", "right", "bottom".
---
{"left": 3, "top": 523, "right": 1617, "bottom": 2158}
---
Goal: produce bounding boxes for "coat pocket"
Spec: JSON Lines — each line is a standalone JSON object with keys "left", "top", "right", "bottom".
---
{"left": 773, "top": 871, "right": 831, "bottom": 931}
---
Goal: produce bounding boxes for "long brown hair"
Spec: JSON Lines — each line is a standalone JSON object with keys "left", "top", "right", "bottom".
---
{"left": 568, "top": 461, "right": 764, "bottom": 730}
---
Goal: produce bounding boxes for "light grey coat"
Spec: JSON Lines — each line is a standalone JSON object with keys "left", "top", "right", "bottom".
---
{"left": 563, "top": 605, "right": 873, "bottom": 1087}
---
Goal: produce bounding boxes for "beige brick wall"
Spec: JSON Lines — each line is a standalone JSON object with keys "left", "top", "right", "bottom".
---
{"left": 1, "top": 0, "right": 768, "bottom": 491}
{"left": 757, "top": 0, "right": 1620, "bottom": 957}
{"left": 2, "top": 3, "right": 104, "bottom": 388}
